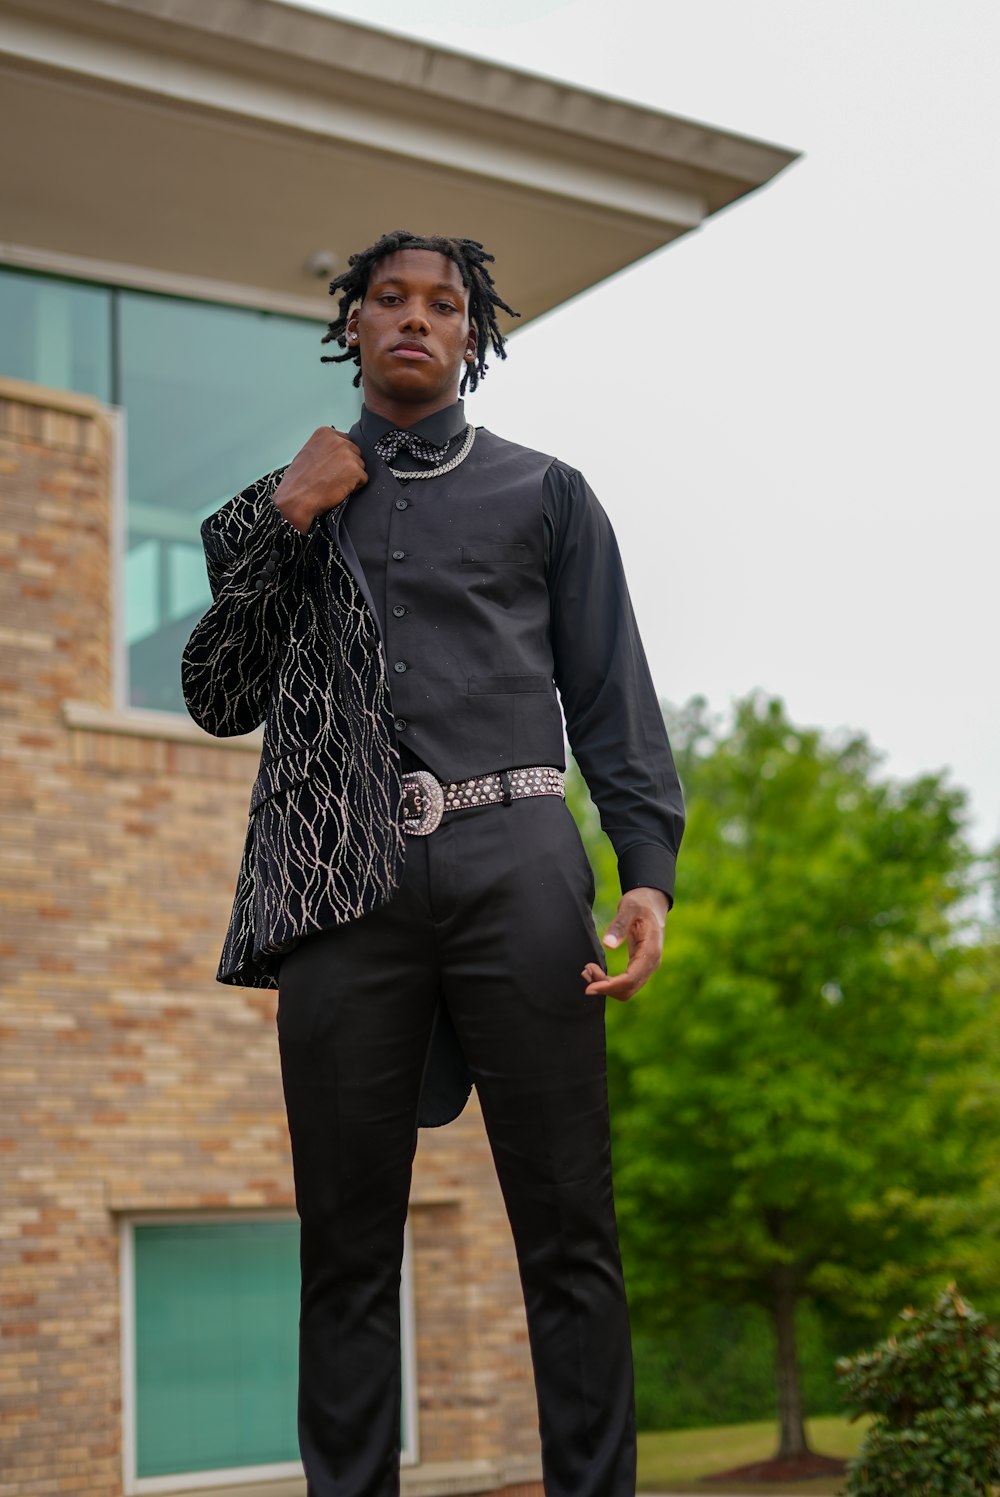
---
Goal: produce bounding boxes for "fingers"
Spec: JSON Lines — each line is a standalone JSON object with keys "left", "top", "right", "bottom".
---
{"left": 304, "top": 427, "right": 364, "bottom": 468}
{"left": 580, "top": 892, "right": 667, "bottom": 1001}
{"left": 581, "top": 961, "right": 605, "bottom": 991}
{"left": 274, "top": 430, "right": 367, "bottom": 530}
{"left": 582, "top": 937, "right": 659, "bottom": 1001}
{"left": 296, "top": 428, "right": 368, "bottom": 505}
{"left": 311, "top": 425, "right": 357, "bottom": 452}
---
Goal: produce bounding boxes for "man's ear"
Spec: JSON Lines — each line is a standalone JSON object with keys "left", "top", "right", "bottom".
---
{"left": 465, "top": 333, "right": 477, "bottom": 363}
{"left": 346, "top": 312, "right": 360, "bottom": 345}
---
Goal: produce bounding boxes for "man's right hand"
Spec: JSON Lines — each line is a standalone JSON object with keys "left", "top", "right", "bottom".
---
{"left": 273, "top": 427, "right": 368, "bottom": 534}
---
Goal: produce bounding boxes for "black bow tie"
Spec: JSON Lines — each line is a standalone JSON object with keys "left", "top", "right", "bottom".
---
{"left": 373, "top": 428, "right": 451, "bottom": 465}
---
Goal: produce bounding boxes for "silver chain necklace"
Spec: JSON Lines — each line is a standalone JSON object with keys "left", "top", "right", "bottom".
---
{"left": 388, "top": 423, "right": 476, "bottom": 481}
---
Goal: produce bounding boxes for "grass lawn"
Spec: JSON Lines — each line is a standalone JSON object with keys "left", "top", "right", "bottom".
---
{"left": 636, "top": 1416, "right": 866, "bottom": 1494}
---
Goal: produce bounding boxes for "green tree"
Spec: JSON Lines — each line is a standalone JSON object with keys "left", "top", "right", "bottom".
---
{"left": 576, "top": 695, "right": 998, "bottom": 1461}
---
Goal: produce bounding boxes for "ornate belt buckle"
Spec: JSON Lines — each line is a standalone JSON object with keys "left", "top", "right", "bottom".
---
{"left": 401, "top": 770, "right": 445, "bottom": 836}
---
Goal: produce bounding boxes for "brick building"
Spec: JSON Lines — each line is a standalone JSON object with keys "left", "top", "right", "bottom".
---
{"left": 0, "top": 2, "right": 794, "bottom": 1493}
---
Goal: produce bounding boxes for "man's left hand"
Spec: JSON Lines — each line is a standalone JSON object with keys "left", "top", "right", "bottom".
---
{"left": 581, "top": 886, "right": 669, "bottom": 1001}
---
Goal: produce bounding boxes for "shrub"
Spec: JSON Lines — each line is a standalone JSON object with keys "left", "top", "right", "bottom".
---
{"left": 837, "top": 1284, "right": 1000, "bottom": 1496}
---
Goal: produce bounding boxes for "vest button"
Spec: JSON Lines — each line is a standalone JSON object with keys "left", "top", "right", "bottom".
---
{"left": 391, "top": 550, "right": 405, "bottom": 560}
{"left": 395, "top": 499, "right": 409, "bottom": 511}
{"left": 393, "top": 660, "right": 408, "bottom": 673}
{"left": 394, "top": 718, "right": 407, "bottom": 732}
{"left": 392, "top": 605, "right": 407, "bottom": 618}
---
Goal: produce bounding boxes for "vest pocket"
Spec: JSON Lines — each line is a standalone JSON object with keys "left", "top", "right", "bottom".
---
{"left": 467, "top": 675, "right": 551, "bottom": 695}
{"left": 461, "top": 544, "right": 528, "bottom": 565}
{"left": 250, "top": 745, "right": 314, "bottom": 813}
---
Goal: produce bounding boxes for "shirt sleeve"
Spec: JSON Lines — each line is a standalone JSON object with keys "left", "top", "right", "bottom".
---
{"left": 544, "top": 460, "right": 685, "bottom": 902}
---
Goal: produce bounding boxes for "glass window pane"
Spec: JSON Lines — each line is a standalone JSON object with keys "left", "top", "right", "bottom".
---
{"left": 124, "top": 540, "right": 159, "bottom": 647}
{"left": 130, "top": 1218, "right": 413, "bottom": 1482}
{"left": 119, "top": 291, "right": 359, "bottom": 714}
{"left": 0, "top": 267, "right": 112, "bottom": 400}
{"left": 133, "top": 1221, "right": 300, "bottom": 1477}
{"left": 167, "top": 541, "right": 213, "bottom": 627}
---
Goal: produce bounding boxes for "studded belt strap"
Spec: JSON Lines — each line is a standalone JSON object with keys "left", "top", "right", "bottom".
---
{"left": 401, "top": 766, "right": 565, "bottom": 836}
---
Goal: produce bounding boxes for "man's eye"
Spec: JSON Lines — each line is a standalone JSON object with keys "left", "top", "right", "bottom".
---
{"left": 435, "top": 303, "right": 458, "bottom": 314}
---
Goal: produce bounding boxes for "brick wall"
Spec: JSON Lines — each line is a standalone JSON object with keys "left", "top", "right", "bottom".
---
{"left": 0, "top": 379, "right": 540, "bottom": 1497}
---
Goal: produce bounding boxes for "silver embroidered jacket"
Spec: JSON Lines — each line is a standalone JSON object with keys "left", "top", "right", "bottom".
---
{"left": 181, "top": 467, "right": 405, "bottom": 987}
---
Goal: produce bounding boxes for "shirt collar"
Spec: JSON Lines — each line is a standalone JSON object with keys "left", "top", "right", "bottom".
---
{"left": 360, "top": 400, "right": 466, "bottom": 449}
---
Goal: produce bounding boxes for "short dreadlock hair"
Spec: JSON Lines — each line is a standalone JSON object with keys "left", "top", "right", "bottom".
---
{"left": 321, "top": 230, "right": 519, "bottom": 395}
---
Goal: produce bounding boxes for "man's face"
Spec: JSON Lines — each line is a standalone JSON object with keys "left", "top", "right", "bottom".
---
{"left": 348, "top": 249, "right": 476, "bottom": 416}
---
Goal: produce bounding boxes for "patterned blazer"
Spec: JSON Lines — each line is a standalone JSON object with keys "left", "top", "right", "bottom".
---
{"left": 181, "top": 462, "right": 405, "bottom": 989}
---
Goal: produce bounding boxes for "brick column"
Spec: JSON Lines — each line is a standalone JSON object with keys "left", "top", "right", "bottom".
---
{"left": 0, "top": 377, "right": 541, "bottom": 1497}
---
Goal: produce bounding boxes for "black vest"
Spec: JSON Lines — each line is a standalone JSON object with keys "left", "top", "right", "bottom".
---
{"left": 343, "top": 426, "right": 566, "bottom": 782}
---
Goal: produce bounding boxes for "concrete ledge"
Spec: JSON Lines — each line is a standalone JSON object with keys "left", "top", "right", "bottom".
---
{"left": 63, "top": 697, "right": 264, "bottom": 751}
{"left": 402, "top": 1460, "right": 543, "bottom": 1497}
{"left": 0, "top": 372, "right": 104, "bottom": 417}
{"left": 122, "top": 1459, "right": 544, "bottom": 1497}
{"left": 133, "top": 1479, "right": 304, "bottom": 1497}
{"left": 0, "top": 375, "right": 112, "bottom": 455}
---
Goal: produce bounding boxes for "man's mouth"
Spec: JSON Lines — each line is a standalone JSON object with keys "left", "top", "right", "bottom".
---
{"left": 391, "top": 342, "right": 432, "bottom": 360}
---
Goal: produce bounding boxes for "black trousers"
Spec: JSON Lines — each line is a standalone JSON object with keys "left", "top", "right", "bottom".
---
{"left": 277, "top": 795, "right": 636, "bottom": 1497}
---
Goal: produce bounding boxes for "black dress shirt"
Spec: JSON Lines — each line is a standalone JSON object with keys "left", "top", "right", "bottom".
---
{"left": 344, "top": 401, "right": 683, "bottom": 900}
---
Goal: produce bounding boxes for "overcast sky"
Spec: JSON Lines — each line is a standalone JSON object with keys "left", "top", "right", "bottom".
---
{"left": 282, "top": 0, "right": 997, "bottom": 849}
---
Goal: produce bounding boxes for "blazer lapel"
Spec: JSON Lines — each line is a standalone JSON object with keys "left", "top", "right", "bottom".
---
{"left": 322, "top": 421, "right": 381, "bottom": 633}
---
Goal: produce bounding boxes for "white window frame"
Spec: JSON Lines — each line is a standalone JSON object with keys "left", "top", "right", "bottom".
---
{"left": 109, "top": 400, "right": 129, "bottom": 713}
{"left": 120, "top": 1212, "right": 418, "bottom": 1495}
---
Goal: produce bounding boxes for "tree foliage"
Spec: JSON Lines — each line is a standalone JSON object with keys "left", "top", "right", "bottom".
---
{"left": 572, "top": 694, "right": 999, "bottom": 1446}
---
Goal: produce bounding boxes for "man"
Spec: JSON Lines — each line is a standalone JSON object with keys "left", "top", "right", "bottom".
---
{"left": 182, "top": 230, "right": 684, "bottom": 1497}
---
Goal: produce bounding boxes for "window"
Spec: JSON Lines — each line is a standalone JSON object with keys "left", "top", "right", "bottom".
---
{"left": 0, "top": 265, "right": 112, "bottom": 400}
{"left": 117, "top": 291, "right": 360, "bottom": 714}
{"left": 120, "top": 1216, "right": 418, "bottom": 1493}
{"left": 0, "top": 266, "right": 360, "bottom": 716}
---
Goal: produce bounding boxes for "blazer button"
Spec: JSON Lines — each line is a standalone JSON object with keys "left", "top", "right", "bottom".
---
{"left": 394, "top": 717, "right": 407, "bottom": 732}
{"left": 391, "top": 550, "right": 405, "bottom": 561}
{"left": 395, "top": 499, "right": 409, "bottom": 511}
{"left": 393, "top": 660, "right": 408, "bottom": 673}
{"left": 392, "top": 605, "right": 407, "bottom": 618}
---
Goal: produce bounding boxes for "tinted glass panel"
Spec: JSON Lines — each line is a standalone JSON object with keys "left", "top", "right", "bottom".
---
{"left": 118, "top": 291, "right": 359, "bottom": 712}
{"left": 133, "top": 1221, "right": 300, "bottom": 1477}
{"left": 0, "top": 267, "right": 111, "bottom": 400}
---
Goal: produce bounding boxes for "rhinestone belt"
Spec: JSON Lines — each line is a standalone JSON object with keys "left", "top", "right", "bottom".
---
{"left": 401, "top": 765, "right": 565, "bottom": 836}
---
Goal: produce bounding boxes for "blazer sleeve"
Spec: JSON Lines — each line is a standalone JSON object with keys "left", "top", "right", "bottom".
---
{"left": 181, "top": 468, "right": 310, "bottom": 738}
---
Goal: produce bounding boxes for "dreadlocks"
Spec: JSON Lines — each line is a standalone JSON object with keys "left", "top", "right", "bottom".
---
{"left": 321, "top": 230, "right": 519, "bottom": 396}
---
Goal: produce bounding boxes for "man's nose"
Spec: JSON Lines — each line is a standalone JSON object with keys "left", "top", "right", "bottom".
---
{"left": 399, "top": 303, "right": 430, "bottom": 333}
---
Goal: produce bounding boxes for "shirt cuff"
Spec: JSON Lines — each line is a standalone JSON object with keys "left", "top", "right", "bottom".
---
{"left": 617, "top": 844, "right": 677, "bottom": 906}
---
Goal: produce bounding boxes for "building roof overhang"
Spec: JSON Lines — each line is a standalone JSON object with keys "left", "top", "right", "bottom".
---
{"left": 0, "top": 0, "right": 799, "bottom": 320}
